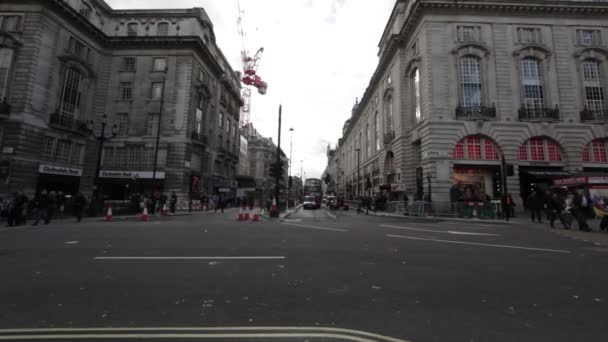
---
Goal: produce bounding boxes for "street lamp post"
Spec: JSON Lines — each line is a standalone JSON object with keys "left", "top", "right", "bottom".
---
{"left": 87, "top": 114, "right": 117, "bottom": 214}
{"left": 288, "top": 127, "right": 294, "bottom": 206}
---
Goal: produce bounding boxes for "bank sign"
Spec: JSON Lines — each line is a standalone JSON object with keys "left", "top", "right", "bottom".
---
{"left": 39, "top": 164, "right": 82, "bottom": 177}
{"left": 99, "top": 170, "right": 166, "bottom": 179}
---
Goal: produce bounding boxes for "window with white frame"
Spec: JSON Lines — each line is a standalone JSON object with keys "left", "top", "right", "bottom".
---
{"left": 157, "top": 22, "right": 169, "bottom": 36}
{"left": 55, "top": 139, "right": 71, "bottom": 163}
{"left": 218, "top": 112, "right": 223, "bottom": 128}
{"left": 413, "top": 68, "right": 422, "bottom": 122}
{"left": 374, "top": 112, "right": 380, "bottom": 151}
{"left": 121, "top": 57, "right": 135, "bottom": 72}
{"left": 146, "top": 113, "right": 160, "bottom": 136}
{"left": 59, "top": 67, "right": 83, "bottom": 117}
{"left": 518, "top": 137, "right": 562, "bottom": 162}
{"left": 457, "top": 25, "right": 481, "bottom": 42}
{"left": 517, "top": 27, "right": 542, "bottom": 44}
{"left": 385, "top": 97, "right": 394, "bottom": 134}
{"left": 127, "top": 23, "right": 138, "bottom": 36}
{"left": 577, "top": 29, "right": 601, "bottom": 46}
{"left": 453, "top": 135, "right": 500, "bottom": 160}
{"left": 460, "top": 56, "right": 482, "bottom": 108}
{"left": 153, "top": 58, "right": 167, "bottom": 71}
{"left": 582, "top": 139, "right": 608, "bottom": 163}
{"left": 119, "top": 82, "right": 132, "bottom": 100}
{"left": 365, "top": 123, "right": 370, "bottom": 159}
{"left": 70, "top": 143, "right": 83, "bottom": 164}
{"left": 151, "top": 82, "right": 163, "bottom": 99}
{"left": 581, "top": 60, "right": 605, "bottom": 114}
{"left": 116, "top": 112, "right": 129, "bottom": 136}
{"left": 195, "top": 108, "right": 203, "bottom": 134}
{"left": 521, "top": 57, "right": 545, "bottom": 112}
{"left": 67, "top": 36, "right": 89, "bottom": 61}
{"left": 0, "top": 48, "right": 13, "bottom": 101}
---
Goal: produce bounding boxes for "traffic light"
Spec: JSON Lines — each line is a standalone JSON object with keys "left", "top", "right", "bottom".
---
{"left": 288, "top": 176, "right": 293, "bottom": 187}
{"left": 270, "top": 160, "right": 285, "bottom": 179}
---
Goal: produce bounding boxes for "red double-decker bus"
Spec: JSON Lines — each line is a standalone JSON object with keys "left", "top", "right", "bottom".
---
{"left": 304, "top": 178, "right": 323, "bottom": 209}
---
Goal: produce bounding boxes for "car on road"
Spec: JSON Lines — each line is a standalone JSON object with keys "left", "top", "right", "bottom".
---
{"left": 303, "top": 196, "right": 317, "bottom": 210}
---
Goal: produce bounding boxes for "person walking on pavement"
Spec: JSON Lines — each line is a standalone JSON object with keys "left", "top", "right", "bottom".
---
{"left": 449, "top": 182, "right": 462, "bottom": 214}
{"left": 47, "top": 191, "right": 57, "bottom": 224}
{"left": 32, "top": 190, "right": 48, "bottom": 226}
{"left": 547, "top": 192, "right": 570, "bottom": 229}
{"left": 73, "top": 192, "right": 87, "bottom": 222}
{"left": 170, "top": 191, "right": 177, "bottom": 214}
{"left": 56, "top": 191, "right": 65, "bottom": 219}
{"left": 6, "top": 193, "right": 17, "bottom": 227}
{"left": 572, "top": 190, "right": 591, "bottom": 232}
{"left": 527, "top": 190, "right": 544, "bottom": 223}
{"left": 15, "top": 192, "right": 28, "bottom": 226}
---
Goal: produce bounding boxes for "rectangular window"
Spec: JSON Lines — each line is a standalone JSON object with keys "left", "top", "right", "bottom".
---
{"left": 457, "top": 26, "right": 481, "bottom": 42}
{"left": 226, "top": 119, "right": 230, "bottom": 133}
{"left": 71, "top": 144, "right": 83, "bottom": 164}
{"left": 0, "top": 48, "right": 14, "bottom": 101}
{"left": 42, "top": 136, "right": 55, "bottom": 158}
{"left": 67, "top": 36, "right": 89, "bottom": 61}
{"left": 116, "top": 112, "right": 129, "bottom": 136}
{"left": 143, "top": 147, "right": 155, "bottom": 168}
{"left": 582, "top": 60, "right": 605, "bottom": 115}
{"left": 460, "top": 56, "right": 482, "bottom": 107}
{"left": 195, "top": 108, "right": 203, "bottom": 134}
{"left": 521, "top": 58, "right": 545, "bottom": 113}
{"left": 578, "top": 29, "right": 601, "bottom": 46}
{"left": 55, "top": 139, "right": 71, "bottom": 163}
{"left": 413, "top": 68, "right": 422, "bottom": 122}
{"left": 0, "top": 16, "right": 22, "bottom": 33}
{"left": 127, "top": 23, "right": 138, "bottom": 36}
{"left": 59, "top": 68, "right": 83, "bottom": 117}
{"left": 467, "top": 136, "right": 482, "bottom": 160}
{"left": 153, "top": 58, "right": 166, "bottom": 71}
{"left": 530, "top": 138, "right": 545, "bottom": 161}
{"left": 157, "top": 23, "right": 169, "bottom": 36}
{"left": 146, "top": 113, "right": 160, "bottom": 136}
{"left": 151, "top": 82, "right": 164, "bottom": 99}
{"left": 119, "top": 82, "right": 132, "bottom": 100}
{"left": 218, "top": 112, "right": 223, "bottom": 128}
{"left": 121, "top": 57, "right": 136, "bottom": 72}
{"left": 517, "top": 27, "right": 542, "bottom": 44}
{"left": 126, "top": 145, "right": 140, "bottom": 168}
{"left": 115, "top": 147, "right": 127, "bottom": 167}
{"left": 102, "top": 147, "right": 114, "bottom": 167}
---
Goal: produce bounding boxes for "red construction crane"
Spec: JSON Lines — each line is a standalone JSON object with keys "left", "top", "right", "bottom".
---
{"left": 236, "top": 0, "right": 267, "bottom": 132}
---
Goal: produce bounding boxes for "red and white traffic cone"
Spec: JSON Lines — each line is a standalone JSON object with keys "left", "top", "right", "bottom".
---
{"left": 244, "top": 207, "right": 250, "bottom": 220}
{"left": 142, "top": 207, "right": 149, "bottom": 222}
{"left": 237, "top": 206, "right": 244, "bottom": 221}
{"left": 161, "top": 203, "right": 168, "bottom": 216}
{"left": 105, "top": 203, "right": 113, "bottom": 222}
{"left": 252, "top": 208, "right": 260, "bottom": 222}
{"left": 271, "top": 197, "right": 277, "bottom": 211}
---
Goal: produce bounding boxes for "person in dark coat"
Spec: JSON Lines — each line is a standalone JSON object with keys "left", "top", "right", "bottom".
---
{"left": 169, "top": 192, "right": 177, "bottom": 214}
{"left": 6, "top": 193, "right": 17, "bottom": 227}
{"left": 32, "top": 190, "right": 49, "bottom": 226}
{"left": 73, "top": 192, "right": 87, "bottom": 222}
{"left": 526, "top": 190, "right": 544, "bottom": 223}
{"left": 547, "top": 193, "right": 570, "bottom": 229}
{"left": 572, "top": 190, "right": 591, "bottom": 231}
{"left": 449, "top": 183, "right": 462, "bottom": 213}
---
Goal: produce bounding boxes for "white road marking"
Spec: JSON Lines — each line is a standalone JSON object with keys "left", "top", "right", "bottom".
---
{"left": 0, "top": 333, "right": 376, "bottom": 341}
{"left": 387, "top": 234, "right": 570, "bottom": 254}
{"left": 64, "top": 241, "right": 79, "bottom": 244}
{"left": 381, "top": 224, "right": 498, "bottom": 236}
{"left": 94, "top": 256, "right": 285, "bottom": 261}
{"left": 325, "top": 211, "right": 337, "bottom": 220}
{"left": 0, "top": 327, "right": 410, "bottom": 342}
{"left": 282, "top": 222, "right": 347, "bottom": 232}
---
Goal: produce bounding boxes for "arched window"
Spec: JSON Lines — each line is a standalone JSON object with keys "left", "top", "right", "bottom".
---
{"left": 385, "top": 96, "right": 394, "bottom": 134}
{"left": 581, "top": 60, "right": 605, "bottom": 115}
{"left": 582, "top": 138, "right": 608, "bottom": 163}
{"left": 521, "top": 57, "right": 545, "bottom": 113}
{"left": 453, "top": 135, "right": 500, "bottom": 160}
{"left": 460, "top": 56, "right": 482, "bottom": 108}
{"left": 374, "top": 112, "right": 380, "bottom": 152}
{"left": 413, "top": 68, "right": 421, "bottom": 122}
{"left": 157, "top": 22, "right": 169, "bottom": 36}
{"left": 518, "top": 137, "right": 563, "bottom": 162}
{"left": 365, "top": 123, "right": 370, "bottom": 159}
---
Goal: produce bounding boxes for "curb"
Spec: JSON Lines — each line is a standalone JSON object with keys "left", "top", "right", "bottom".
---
{"left": 343, "top": 210, "right": 515, "bottom": 225}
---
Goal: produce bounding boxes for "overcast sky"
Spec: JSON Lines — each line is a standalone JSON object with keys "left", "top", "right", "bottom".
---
{"left": 107, "top": 0, "right": 395, "bottom": 179}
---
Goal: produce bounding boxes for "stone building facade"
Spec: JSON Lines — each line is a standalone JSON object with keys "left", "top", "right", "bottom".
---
{"left": 0, "top": 0, "right": 241, "bottom": 201}
{"left": 246, "top": 133, "right": 289, "bottom": 205}
{"left": 331, "top": 0, "right": 608, "bottom": 208}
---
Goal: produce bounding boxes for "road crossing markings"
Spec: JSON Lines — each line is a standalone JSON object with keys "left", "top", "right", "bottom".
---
{"left": 387, "top": 234, "right": 571, "bottom": 254}
{"left": 94, "top": 256, "right": 286, "bottom": 261}
{"left": 64, "top": 241, "right": 79, "bottom": 244}
{"left": 282, "top": 222, "right": 348, "bottom": 232}
{"left": 380, "top": 225, "right": 498, "bottom": 236}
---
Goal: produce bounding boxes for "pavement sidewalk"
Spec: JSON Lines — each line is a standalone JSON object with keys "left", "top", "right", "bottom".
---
{"left": 343, "top": 209, "right": 515, "bottom": 225}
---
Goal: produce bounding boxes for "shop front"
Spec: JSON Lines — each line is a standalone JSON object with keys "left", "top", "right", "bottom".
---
{"left": 36, "top": 164, "right": 82, "bottom": 195}
{"left": 98, "top": 170, "right": 165, "bottom": 200}
{"left": 553, "top": 175, "right": 608, "bottom": 199}
{"left": 212, "top": 177, "right": 237, "bottom": 205}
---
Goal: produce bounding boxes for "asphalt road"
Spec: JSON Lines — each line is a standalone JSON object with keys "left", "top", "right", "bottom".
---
{"left": 1, "top": 207, "right": 607, "bottom": 342}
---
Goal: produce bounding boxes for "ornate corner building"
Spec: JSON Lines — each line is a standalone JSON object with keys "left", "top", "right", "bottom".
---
{"left": 0, "top": 0, "right": 242, "bottom": 200}
{"left": 331, "top": 0, "right": 608, "bottom": 208}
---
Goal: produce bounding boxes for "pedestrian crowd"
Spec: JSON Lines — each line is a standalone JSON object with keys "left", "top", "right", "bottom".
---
{"left": 526, "top": 188, "right": 608, "bottom": 232}
{"left": 0, "top": 190, "right": 87, "bottom": 226}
